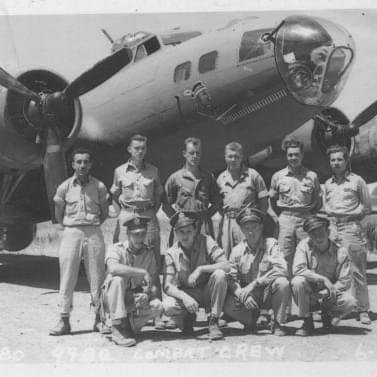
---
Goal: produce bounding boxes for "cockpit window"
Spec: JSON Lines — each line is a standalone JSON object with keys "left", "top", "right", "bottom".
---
{"left": 174, "top": 61, "right": 191, "bottom": 82}
{"left": 239, "top": 29, "right": 273, "bottom": 62}
{"left": 134, "top": 36, "right": 161, "bottom": 62}
{"left": 199, "top": 51, "right": 218, "bottom": 73}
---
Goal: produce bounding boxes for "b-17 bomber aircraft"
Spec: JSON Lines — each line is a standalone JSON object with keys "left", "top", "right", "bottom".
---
{"left": 0, "top": 13, "right": 376, "bottom": 252}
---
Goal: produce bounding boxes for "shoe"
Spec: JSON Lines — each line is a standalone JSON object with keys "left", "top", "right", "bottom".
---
{"left": 218, "top": 318, "right": 227, "bottom": 328}
{"left": 359, "top": 312, "right": 372, "bottom": 325}
{"left": 165, "top": 318, "right": 177, "bottom": 330}
{"left": 321, "top": 311, "right": 332, "bottom": 330}
{"left": 49, "top": 316, "right": 71, "bottom": 336}
{"left": 331, "top": 316, "right": 341, "bottom": 327}
{"left": 296, "top": 316, "right": 314, "bottom": 336}
{"left": 271, "top": 321, "right": 288, "bottom": 336}
{"left": 182, "top": 312, "right": 196, "bottom": 335}
{"left": 154, "top": 317, "right": 166, "bottom": 330}
{"left": 111, "top": 323, "right": 136, "bottom": 347}
{"left": 93, "top": 314, "right": 112, "bottom": 334}
{"left": 208, "top": 315, "right": 224, "bottom": 340}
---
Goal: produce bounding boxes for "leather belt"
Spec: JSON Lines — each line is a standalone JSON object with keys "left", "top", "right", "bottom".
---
{"left": 329, "top": 215, "right": 361, "bottom": 224}
{"left": 224, "top": 209, "right": 240, "bottom": 219}
{"left": 122, "top": 203, "right": 153, "bottom": 212}
{"left": 281, "top": 210, "right": 310, "bottom": 217}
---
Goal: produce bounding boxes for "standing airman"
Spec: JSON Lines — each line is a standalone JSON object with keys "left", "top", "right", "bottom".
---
{"left": 269, "top": 139, "right": 322, "bottom": 277}
{"left": 216, "top": 142, "right": 268, "bottom": 258}
{"left": 163, "top": 137, "right": 221, "bottom": 244}
{"left": 49, "top": 148, "right": 109, "bottom": 336}
{"left": 111, "top": 134, "right": 164, "bottom": 328}
{"left": 323, "top": 144, "right": 372, "bottom": 325}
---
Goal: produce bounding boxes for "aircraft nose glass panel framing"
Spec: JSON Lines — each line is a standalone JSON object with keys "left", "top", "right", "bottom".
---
{"left": 274, "top": 15, "right": 355, "bottom": 106}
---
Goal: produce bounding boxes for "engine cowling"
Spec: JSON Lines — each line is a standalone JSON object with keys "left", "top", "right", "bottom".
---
{"left": 0, "top": 68, "right": 82, "bottom": 173}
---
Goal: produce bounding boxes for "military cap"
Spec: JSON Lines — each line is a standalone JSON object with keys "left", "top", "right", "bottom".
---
{"left": 122, "top": 214, "right": 150, "bottom": 233}
{"left": 170, "top": 211, "right": 198, "bottom": 230}
{"left": 236, "top": 207, "right": 265, "bottom": 226}
{"left": 303, "top": 215, "right": 330, "bottom": 233}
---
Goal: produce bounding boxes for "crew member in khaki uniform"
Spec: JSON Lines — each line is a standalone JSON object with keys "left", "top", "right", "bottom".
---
{"left": 292, "top": 215, "right": 356, "bottom": 336}
{"left": 323, "top": 144, "right": 372, "bottom": 325}
{"left": 216, "top": 142, "right": 268, "bottom": 258}
{"left": 163, "top": 137, "right": 221, "bottom": 245}
{"left": 50, "top": 148, "right": 109, "bottom": 336}
{"left": 111, "top": 134, "right": 164, "bottom": 328}
{"left": 101, "top": 215, "right": 163, "bottom": 347}
{"left": 223, "top": 207, "right": 290, "bottom": 335}
{"left": 270, "top": 139, "right": 322, "bottom": 276}
{"left": 162, "top": 211, "right": 230, "bottom": 340}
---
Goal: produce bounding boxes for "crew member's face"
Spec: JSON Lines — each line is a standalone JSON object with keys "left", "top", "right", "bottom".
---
{"left": 183, "top": 143, "right": 201, "bottom": 168}
{"left": 127, "top": 229, "right": 147, "bottom": 250}
{"left": 225, "top": 148, "right": 242, "bottom": 171}
{"left": 72, "top": 153, "right": 92, "bottom": 179}
{"left": 309, "top": 227, "right": 330, "bottom": 252}
{"left": 241, "top": 221, "right": 263, "bottom": 245}
{"left": 175, "top": 224, "right": 196, "bottom": 249}
{"left": 286, "top": 147, "right": 304, "bottom": 170}
{"left": 128, "top": 140, "right": 147, "bottom": 162}
{"left": 329, "top": 151, "right": 348, "bottom": 176}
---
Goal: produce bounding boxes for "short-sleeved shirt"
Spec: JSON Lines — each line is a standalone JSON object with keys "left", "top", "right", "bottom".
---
{"left": 163, "top": 234, "right": 226, "bottom": 288}
{"left": 229, "top": 238, "right": 288, "bottom": 287}
{"left": 269, "top": 166, "right": 321, "bottom": 211}
{"left": 110, "top": 160, "right": 163, "bottom": 208}
{"left": 324, "top": 172, "right": 371, "bottom": 218}
{"left": 293, "top": 237, "right": 351, "bottom": 292}
{"left": 164, "top": 167, "right": 221, "bottom": 212}
{"left": 216, "top": 166, "right": 268, "bottom": 211}
{"left": 105, "top": 240, "right": 157, "bottom": 289}
{"left": 54, "top": 175, "right": 108, "bottom": 226}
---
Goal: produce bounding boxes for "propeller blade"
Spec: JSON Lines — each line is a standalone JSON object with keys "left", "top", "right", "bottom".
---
{"left": 0, "top": 67, "right": 40, "bottom": 102}
{"left": 43, "top": 125, "right": 67, "bottom": 223}
{"left": 352, "top": 100, "right": 377, "bottom": 128}
{"left": 63, "top": 47, "right": 132, "bottom": 100}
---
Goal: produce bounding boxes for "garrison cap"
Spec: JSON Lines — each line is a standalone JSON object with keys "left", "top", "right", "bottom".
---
{"left": 236, "top": 207, "right": 265, "bottom": 226}
{"left": 170, "top": 211, "right": 198, "bottom": 230}
{"left": 303, "top": 215, "right": 330, "bottom": 233}
{"left": 122, "top": 214, "right": 150, "bottom": 233}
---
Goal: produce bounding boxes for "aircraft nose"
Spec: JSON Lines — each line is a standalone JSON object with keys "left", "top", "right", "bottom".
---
{"left": 274, "top": 15, "right": 355, "bottom": 107}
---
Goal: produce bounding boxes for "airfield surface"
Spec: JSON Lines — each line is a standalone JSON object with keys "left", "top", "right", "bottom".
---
{"left": 1, "top": 217, "right": 377, "bottom": 368}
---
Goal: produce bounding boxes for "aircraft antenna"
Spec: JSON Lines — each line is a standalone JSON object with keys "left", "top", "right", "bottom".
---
{"left": 101, "top": 29, "right": 114, "bottom": 44}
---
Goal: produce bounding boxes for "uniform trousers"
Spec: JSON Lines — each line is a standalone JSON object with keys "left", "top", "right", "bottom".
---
{"left": 102, "top": 275, "right": 163, "bottom": 332}
{"left": 329, "top": 220, "right": 370, "bottom": 311}
{"left": 278, "top": 211, "right": 309, "bottom": 277}
{"left": 291, "top": 276, "right": 356, "bottom": 318}
{"left": 58, "top": 225, "right": 106, "bottom": 315}
{"left": 162, "top": 270, "right": 227, "bottom": 329}
{"left": 223, "top": 277, "right": 291, "bottom": 326}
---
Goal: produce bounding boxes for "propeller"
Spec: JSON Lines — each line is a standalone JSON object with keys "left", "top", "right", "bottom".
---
{"left": 352, "top": 99, "right": 377, "bottom": 129}
{"left": 0, "top": 47, "right": 132, "bottom": 221}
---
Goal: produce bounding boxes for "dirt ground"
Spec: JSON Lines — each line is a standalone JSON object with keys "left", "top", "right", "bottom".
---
{"left": 1, "top": 249, "right": 377, "bottom": 368}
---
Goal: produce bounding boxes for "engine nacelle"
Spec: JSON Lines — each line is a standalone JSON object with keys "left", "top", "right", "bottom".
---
{"left": 0, "top": 68, "right": 82, "bottom": 173}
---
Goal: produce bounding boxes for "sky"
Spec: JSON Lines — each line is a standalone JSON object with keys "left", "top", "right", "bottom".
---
{"left": 0, "top": 4, "right": 376, "bottom": 121}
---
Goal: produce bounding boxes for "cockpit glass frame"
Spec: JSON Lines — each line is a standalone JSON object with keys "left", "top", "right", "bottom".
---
{"left": 322, "top": 46, "right": 354, "bottom": 93}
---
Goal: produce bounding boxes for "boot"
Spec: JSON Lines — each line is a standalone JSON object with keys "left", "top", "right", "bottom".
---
{"left": 296, "top": 316, "right": 314, "bottom": 336}
{"left": 208, "top": 315, "right": 224, "bottom": 340}
{"left": 49, "top": 316, "right": 71, "bottom": 336}
{"left": 93, "top": 313, "right": 111, "bottom": 334}
{"left": 271, "top": 321, "right": 288, "bottom": 336}
{"left": 111, "top": 320, "right": 136, "bottom": 347}
{"left": 321, "top": 311, "right": 332, "bottom": 330}
{"left": 182, "top": 312, "right": 196, "bottom": 335}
